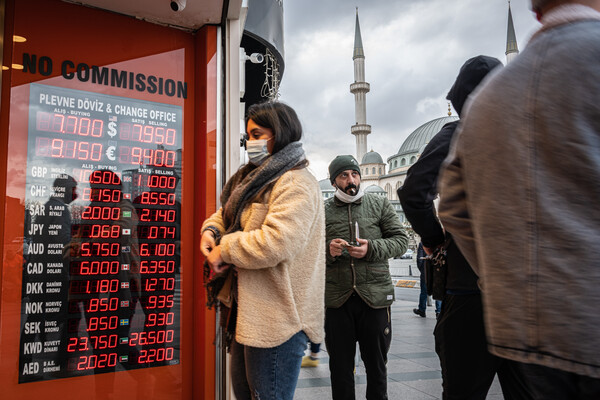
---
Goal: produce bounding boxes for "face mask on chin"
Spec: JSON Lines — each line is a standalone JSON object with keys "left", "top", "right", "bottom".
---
{"left": 334, "top": 187, "right": 364, "bottom": 203}
{"left": 246, "top": 139, "right": 271, "bottom": 166}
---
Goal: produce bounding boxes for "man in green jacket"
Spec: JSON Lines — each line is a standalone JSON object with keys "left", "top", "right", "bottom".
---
{"left": 325, "top": 155, "right": 408, "bottom": 400}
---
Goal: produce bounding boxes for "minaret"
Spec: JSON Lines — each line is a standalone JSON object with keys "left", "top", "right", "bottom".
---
{"left": 506, "top": 1, "right": 519, "bottom": 64}
{"left": 350, "top": 8, "right": 371, "bottom": 163}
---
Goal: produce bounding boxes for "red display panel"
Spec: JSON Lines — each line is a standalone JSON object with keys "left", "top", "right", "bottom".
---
{"left": 18, "top": 83, "right": 182, "bottom": 383}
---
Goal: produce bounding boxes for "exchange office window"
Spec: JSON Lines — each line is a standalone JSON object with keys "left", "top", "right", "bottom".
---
{"left": 19, "top": 83, "right": 182, "bottom": 383}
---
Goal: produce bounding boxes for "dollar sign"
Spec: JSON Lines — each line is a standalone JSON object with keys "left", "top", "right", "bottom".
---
{"left": 108, "top": 121, "right": 117, "bottom": 137}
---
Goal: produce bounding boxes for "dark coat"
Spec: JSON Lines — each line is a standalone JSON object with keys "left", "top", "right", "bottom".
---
{"left": 397, "top": 55, "right": 501, "bottom": 292}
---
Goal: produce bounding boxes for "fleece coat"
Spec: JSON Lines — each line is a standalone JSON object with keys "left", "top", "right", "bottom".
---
{"left": 202, "top": 168, "right": 325, "bottom": 348}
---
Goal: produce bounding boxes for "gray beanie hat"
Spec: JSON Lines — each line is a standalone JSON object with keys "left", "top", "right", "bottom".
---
{"left": 329, "top": 155, "right": 361, "bottom": 184}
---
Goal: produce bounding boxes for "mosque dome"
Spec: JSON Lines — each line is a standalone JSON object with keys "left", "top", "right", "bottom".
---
{"left": 319, "top": 178, "right": 335, "bottom": 200}
{"left": 361, "top": 150, "right": 384, "bottom": 165}
{"left": 395, "top": 116, "right": 458, "bottom": 156}
{"left": 364, "top": 185, "right": 387, "bottom": 196}
{"left": 319, "top": 178, "right": 334, "bottom": 192}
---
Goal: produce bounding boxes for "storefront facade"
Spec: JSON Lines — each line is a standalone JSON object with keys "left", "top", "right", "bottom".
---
{"left": 0, "top": 0, "right": 283, "bottom": 398}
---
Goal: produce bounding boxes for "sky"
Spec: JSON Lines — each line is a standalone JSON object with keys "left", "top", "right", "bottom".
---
{"left": 277, "top": 0, "right": 541, "bottom": 182}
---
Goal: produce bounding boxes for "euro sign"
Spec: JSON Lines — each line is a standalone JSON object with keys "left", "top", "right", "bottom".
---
{"left": 105, "top": 146, "right": 116, "bottom": 161}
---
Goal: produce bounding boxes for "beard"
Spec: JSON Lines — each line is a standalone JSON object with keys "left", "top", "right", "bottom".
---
{"left": 343, "top": 183, "right": 359, "bottom": 196}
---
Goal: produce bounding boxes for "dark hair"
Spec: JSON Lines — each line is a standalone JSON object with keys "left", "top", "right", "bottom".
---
{"left": 245, "top": 101, "right": 303, "bottom": 154}
{"left": 53, "top": 175, "right": 77, "bottom": 190}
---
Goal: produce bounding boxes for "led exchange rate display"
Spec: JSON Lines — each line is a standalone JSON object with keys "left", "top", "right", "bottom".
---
{"left": 19, "top": 84, "right": 182, "bottom": 383}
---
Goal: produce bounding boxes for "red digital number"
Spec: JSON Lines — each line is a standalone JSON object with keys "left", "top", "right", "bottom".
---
{"left": 89, "top": 169, "right": 121, "bottom": 185}
{"left": 136, "top": 175, "right": 177, "bottom": 189}
{"left": 119, "top": 123, "right": 177, "bottom": 146}
{"left": 81, "top": 206, "right": 121, "bottom": 220}
{"left": 94, "top": 279, "right": 119, "bottom": 293}
{"left": 139, "top": 260, "right": 176, "bottom": 274}
{"left": 90, "top": 334, "right": 118, "bottom": 350}
{"left": 79, "top": 242, "right": 120, "bottom": 256}
{"left": 74, "top": 224, "right": 120, "bottom": 238}
{"left": 73, "top": 168, "right": 94, "bottom": 184}
{"left": 67, "top": 335, "right": 118, "bottom": 352}
{"left": 70, "top": 279, "right": 119, "bottom": 294}
{"left": 77, "top": 260, "right": 119, "bottom": 275}
{"left": 36, "top": 111, "right": 103, "bottom": 137}
{"left": 144, "top": 278, "right": 175, "bottom": 292}
{"left": 138, "top": 192, "right": 176, "bottom": 205}
{"left": 145, "top": 295, "right": 174, "bottom": 309}
{"left": 35, "top": 137, "right": 102, "bottom": 161}
{"left": 139, "top": 226, "right": 176, "bottom": 239}
{"left": 86, "top": 297, "right": 119, "bottom": 312}
{"left": 137, "top": 347, "right": 174, "bottom": 364}
{"left": 86, "top": 315, "right": 119, "bottom": 332}
{"left": 129, "top": 330, "right": 174, "bottom": 347}
{"left": 145, "top": 312, "right": 175, "bottom": 327}
{"left": 119, "top": 146, "right": 176, "bottom": 167}
{"left": 139, "top": 208, "right": 177, "bottom": 222}
{"left": 139, "top": 243, "right": 176, "bottom": 257}
{"left": 67, "top": 336, "right": 89, "bottom": 352}
{"left": 149, "top": 175, "right": 176, "bottom": 188}
{"left": 81, "top": 187, "right": 121, "bottom": 203}
{"left": 75, "top": 353, "right": 117, "bottom": 370}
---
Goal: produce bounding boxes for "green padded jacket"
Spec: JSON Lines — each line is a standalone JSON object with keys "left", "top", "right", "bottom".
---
{"left": 325, "top": 194, "right": 408, "bottom": 308}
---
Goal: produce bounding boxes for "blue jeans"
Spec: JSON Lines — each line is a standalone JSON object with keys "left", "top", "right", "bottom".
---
{"left": 418, "top": 272, "right": 428, "bottom": 311}
{"left": 309, "top": 341, "right": 321, "bottom": 354}
{"left": 231, "top": 330, "right": 307, "bottom": 400}
{"left": 419, "top": 271, "right": 442, "bottom": 313}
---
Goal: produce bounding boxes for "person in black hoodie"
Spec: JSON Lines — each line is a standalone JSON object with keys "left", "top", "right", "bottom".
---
{"left": 398, "top": 56, "right": 532, "bottom": 399}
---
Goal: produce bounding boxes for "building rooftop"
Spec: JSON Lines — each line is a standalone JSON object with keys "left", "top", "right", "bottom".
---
{"left": 361, "top": 150, "right": 384, "bottom": 165}
{"left": 394, "top": 115, "right": 458, "bottom": 157}
{"left": 319, "top": 178, "right": 334, "bottom": 192}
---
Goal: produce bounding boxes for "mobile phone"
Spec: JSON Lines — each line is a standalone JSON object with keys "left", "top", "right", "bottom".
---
{"left": 348, "top": 222, "right": 360, "bottom": 247}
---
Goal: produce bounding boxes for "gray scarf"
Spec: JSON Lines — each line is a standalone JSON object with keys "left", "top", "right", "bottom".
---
{"left": 204, "top": 141, "right": 306, "bottom": 349}
{"left": 221, "top": 141, "right": 306, "bottom": 233}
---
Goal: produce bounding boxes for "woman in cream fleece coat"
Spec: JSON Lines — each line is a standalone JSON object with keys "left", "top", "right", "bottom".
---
{"left": 201, "top": 102, "right": 325, "bottom": 400}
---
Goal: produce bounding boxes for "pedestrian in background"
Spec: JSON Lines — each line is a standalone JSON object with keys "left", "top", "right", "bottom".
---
{"left": 439, "top": 1, "right": 600, "bottom": 397}
{"left": 325, "top": 155, "right": 408, "bottom": 400}
{"left": 301, "top": 341, "right": 321, "bottom": 367}
{"left": 201, "top": 101, "right": 325, "bottom": 400}
{"left": 412, "top": 242, "right": 441, "bottom": 319}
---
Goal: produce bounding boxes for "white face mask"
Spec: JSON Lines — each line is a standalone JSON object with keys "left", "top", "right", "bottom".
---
{"left": 246, "top": 139, "right": 271, "bottom": 166}
{"left": 334, "top": 188, "right": 364, "bottom": 203}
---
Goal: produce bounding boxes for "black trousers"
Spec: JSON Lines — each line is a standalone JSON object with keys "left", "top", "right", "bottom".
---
{"left": 510, "top": 361, "right": 600, "bottom": 400}
{"left": 325, "top": 294, "right": 392, "bottom": 400}
{"left": 434, "top": 293, "right": 532, "bottom": 400}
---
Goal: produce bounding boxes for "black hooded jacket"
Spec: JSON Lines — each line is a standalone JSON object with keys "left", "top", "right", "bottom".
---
{"left": 397, "top": 55, "right": 501, "bottom": 292}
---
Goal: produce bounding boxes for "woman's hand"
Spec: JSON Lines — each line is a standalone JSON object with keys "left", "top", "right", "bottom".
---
{"left": 200, "top": 230, "right": 216, "bottom": 257}
{"left": 207, "top": 245, "right": 228, "bottom": 273}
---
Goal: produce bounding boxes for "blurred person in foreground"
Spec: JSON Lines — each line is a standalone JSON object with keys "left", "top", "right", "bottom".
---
{"left": 400, "top": 56, "right": 533, "bottom": 399}
{"left": 438, "top": 1, "right": 600, "bottom": 398}
{"left": 201, "top": 101, "right": 325, "bottom": 400}
{"left": 325, "top": 155, "right": 408, "bottom": 400}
